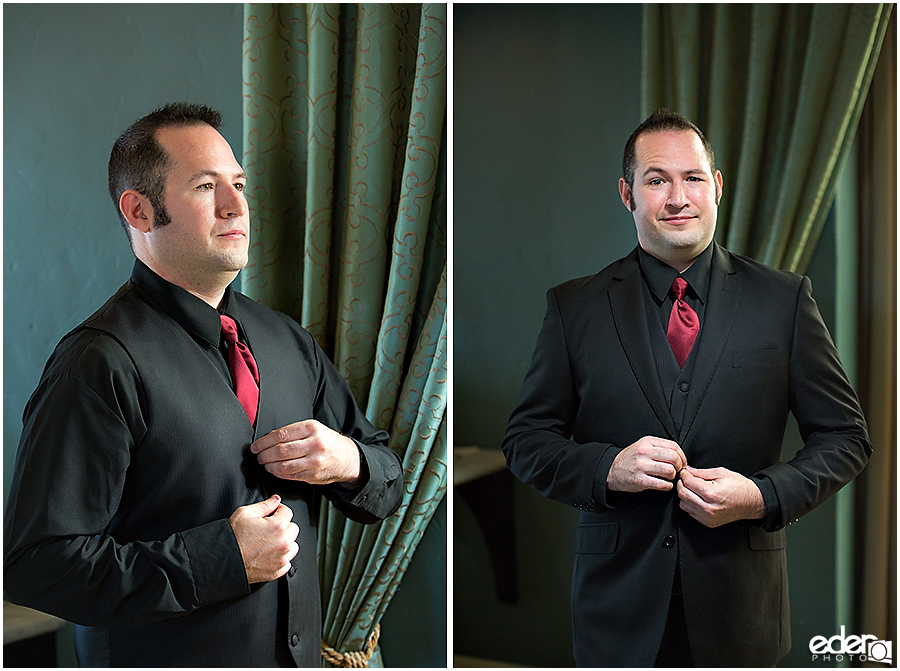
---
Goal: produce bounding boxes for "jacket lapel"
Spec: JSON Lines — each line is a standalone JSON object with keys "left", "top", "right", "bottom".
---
{"left": 679, "top": 243, "right": 739, "bottom": 443}
{"left": 608, "top": 250, "right": 678, "bottom": 439}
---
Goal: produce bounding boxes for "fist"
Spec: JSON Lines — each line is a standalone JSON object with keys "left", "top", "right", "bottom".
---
{"left": 677, "top": 466, "right": 766, "bottom": 528}
{"left": 229, "top": 495, "right": 299, "bottom": 584}
{"left": 607, "top": 436, "right": 687, "bottom": 493}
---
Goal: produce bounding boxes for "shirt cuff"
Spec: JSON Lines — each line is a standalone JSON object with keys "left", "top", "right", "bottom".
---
{"left": 180, "top": 518, "right": 250, "bottom": 606}
{"left": 750, "top": 473, "right": 782, "bottom": 530}
{"left": 590, "top": 444, "right": 626, "bottom": 510}
{"left": 332, "top": 443, "right": 369, "bottom": 494}
{"left": 326, "top": 438, "right": 401, "bottom": 523}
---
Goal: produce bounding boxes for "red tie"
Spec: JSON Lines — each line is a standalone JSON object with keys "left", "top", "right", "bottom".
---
{"left": 220, "top": 315, "right": 260, "bottom": 425}
{"left": 667, "top": 277, "right": 699, "bottom": 368}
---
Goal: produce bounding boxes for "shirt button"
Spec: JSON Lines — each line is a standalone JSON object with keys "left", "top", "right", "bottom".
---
{"left": 663, "top": 534, "right": 675, "bottom": 548}
{"left": 290, "top": 634, "right": 299, "bottom": 647}
{"left": 680, "top": 382, "right": 690, "bottom": 392}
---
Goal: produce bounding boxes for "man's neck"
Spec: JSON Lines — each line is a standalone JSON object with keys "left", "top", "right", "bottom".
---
{"left": 641, "top": 247, "right": 700, "bottom": 274}
{"left": 136, "top": 257, "right": 236, "bottom": 309}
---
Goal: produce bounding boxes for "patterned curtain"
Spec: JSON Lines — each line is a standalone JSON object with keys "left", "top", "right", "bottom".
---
{"left": 642, "top": 3, "right": 892, "bottom": 274}
{"left": 242, "top": 4, "right": 447, "bottom": 666}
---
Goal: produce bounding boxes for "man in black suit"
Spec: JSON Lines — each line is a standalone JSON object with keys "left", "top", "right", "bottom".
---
{"left": 4, "top": 103, "right": 402, "bottom": 666}
{"left": 501, "top": 109, "right": 871, "bottom": 667}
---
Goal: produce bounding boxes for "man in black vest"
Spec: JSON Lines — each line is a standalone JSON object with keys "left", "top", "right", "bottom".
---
{"left": 502, "top": 110, "right": 871, "bottom": 667}
{"left": 4, "top": 103, "right": 403, "bottom": 666}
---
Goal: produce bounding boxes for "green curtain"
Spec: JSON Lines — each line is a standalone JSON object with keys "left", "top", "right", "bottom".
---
{"left": 855, "top": 10, "right": 897, "bottom": 655}
{"left": 642, "top": 3, "right": 892, "bottom": 274}
{"left": 242, "top": 4, "right": 447, "bottom": 666}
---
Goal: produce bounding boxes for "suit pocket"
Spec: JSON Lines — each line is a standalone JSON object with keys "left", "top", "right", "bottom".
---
{"left": 575, "top": 523, "right": 619, "bottom": 555}
{"left": 749, "top": 525, "right": 786, "bottom": 550}
{"left": 733, "top": 347, "right": 781, "bottom": 368}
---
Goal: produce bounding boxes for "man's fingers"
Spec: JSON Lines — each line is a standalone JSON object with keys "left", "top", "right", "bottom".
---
{"left": 679, "top": 469, "right": 714, "bottom": 501}
{"left": 677, "top": 477, "right": 703, "bottom": 504}
{"left": 269, "top": 502, "right": 294, "bottom": 524}
{"left": 243, "top": 494, "right": 281, "bottom": 518}
{"left": 251, "top": 420, "right": 315, "bottom": 454}
{"left": 643, "top": 476, "right": 675, "bottom": 492}
{"left": 642, "top": 439, "right": 687, "bottom": 472}
{"left": 683, "top": 465, "right": 728, "bottom": 479}
{"left": 255, "top": 439, "right": 310, "bottom": 465}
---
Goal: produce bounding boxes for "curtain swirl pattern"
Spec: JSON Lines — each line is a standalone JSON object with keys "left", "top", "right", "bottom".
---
{"left": 642, "top": 3, "right": 891, "bottom": 274}
{"left": 242, "top": 4, "right": 447, "bottom": 666}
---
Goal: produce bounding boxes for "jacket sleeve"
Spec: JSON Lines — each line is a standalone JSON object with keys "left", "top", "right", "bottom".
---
{"left": 755, "top": 276, "right": 872, "bottom": 530}
{"left": 3, "top": 333, "right": 250, "bottom": 627}
{"left": 303, "top": 330, "right": 403, "bottom": 523}
{"left": 501, "top": 288, "right": 621, "bottom": 512}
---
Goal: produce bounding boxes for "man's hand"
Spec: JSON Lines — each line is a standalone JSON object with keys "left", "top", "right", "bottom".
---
{"left": 251, "top": 420, "right": 362, "bottom": 486}
{"left": 677, "top": 466, "right": 766, "bottom": 528}
{"left": 229, "top": 495, "right": 299, "bottom": 584}
{"left": 607, "top": 436, "right": 687, "bottom": 493}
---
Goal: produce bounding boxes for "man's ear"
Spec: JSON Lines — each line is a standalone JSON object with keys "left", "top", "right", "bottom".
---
{"left": 618, "top": 177, "right": 635, "bottom": 212}
{"left": 119, "top": 190, "right": 153, "bottom": 234}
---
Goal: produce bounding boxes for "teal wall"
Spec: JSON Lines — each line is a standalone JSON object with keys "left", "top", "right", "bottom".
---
{"left": 454, "top": 3, "right": 850, "bottom": 667}
{"left": 454, "top": 5, "right": 643, "bottom": 666}
{"left": 3, "top": 3, "right": 245, "bottom": 495}
{"left": 3, "top": 4, "right": 444, "bottom": 667}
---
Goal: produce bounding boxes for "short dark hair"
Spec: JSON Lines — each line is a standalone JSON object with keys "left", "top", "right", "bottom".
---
{"left": 622, "top": 109, "right": 716, "bottom": 193}
{"left": 108, "top": 103, "right": 222, "bottom": 237}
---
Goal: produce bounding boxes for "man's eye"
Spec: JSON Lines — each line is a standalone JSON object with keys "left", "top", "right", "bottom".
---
{"left": 234, "top": 183, "right": 245, "bottom": 191}
{"left": 197, "top": 183, "right": 214, "bottom": 191}
{"left": 648, "top": 178, "right": 663, "bottom": 186}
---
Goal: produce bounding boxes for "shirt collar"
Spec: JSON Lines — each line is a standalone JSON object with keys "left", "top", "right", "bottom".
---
{"left": 638, "top": 241, "right": 714, "bottom": 304}
{"left": 130, "top": 259, "right": 236, "bottom": 346}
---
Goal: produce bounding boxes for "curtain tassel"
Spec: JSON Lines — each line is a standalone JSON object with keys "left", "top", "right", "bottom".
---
{"left": 320, "top": 624, "right": 381, "bottom": 668}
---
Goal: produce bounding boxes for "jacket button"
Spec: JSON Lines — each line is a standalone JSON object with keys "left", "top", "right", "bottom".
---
{"left": 663, "top": 534, "right": 675, "bottom": 548}
{"left": 290, "top": 634, "right": 299, "bottom": 647}
{"left": 288, "top": 566, "right": 296, "bottom": 578}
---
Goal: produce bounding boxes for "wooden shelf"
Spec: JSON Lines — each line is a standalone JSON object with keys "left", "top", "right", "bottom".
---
{"left": 4, "top": 600, "right": 65, "bottom": 645}
{"left": 454, "top": 446, "right": 518, "bottom": 603}
{"left": 454, "top": 445, "right": 508, "bottom": 485}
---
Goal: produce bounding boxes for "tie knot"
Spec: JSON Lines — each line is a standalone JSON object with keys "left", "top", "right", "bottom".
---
{"left": 220, "top": 314, "right": 239, "bottom": 344}
{"left": 670, "top": 276, "right": 688, "bottom": 301}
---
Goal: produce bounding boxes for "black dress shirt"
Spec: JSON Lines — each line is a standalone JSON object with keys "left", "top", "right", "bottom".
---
{"left": 637, "top": 241, "right": 713, "bottom": 331}
{"left": 4, "top": 260, "right": 403, "bottom": 667}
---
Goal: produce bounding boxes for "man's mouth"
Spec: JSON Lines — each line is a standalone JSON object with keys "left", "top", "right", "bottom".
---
{"left": 661, "top": 216, "right": 695, "bottom": 225}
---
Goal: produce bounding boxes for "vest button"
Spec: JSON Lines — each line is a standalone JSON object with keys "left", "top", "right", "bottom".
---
{"left": 680, "top": 382, "right": 690, "bottom": 392}
{"left": 290, "top": 634, "right": 299, "bottom": 647}
{"left": 663, "top": 534, "right": 675, "bottom": 548}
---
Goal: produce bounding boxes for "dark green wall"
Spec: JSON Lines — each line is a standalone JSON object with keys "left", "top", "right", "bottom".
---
{"left": 454, "top": 4, "right": 643, "bottom": 666}
{"left": 3, "top": 4, "right": 444, "bottom": 667}
{"left": 453, "top": 3, "right": 848, "bottom": 667}
{"left": 3, "top": 2, "right": 246, "bottom": 494}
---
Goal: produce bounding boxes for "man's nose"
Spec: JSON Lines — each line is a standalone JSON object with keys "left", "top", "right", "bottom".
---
{"left": 219, "top": 184, "right": 247, "bottom": 218}
{"left": 667, "top": 181, "right": 688, "bottom": 209}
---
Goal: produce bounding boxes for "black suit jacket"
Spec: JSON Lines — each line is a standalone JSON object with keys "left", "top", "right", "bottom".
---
{"left": 502, "top": 244, "right": 871, "bottom": 667}
{"left": 4, "top": 261, "right": 403, "bottom": 667}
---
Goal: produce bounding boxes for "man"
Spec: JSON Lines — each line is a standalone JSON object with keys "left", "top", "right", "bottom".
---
{"left": 501, "top": 109, "right": 871, "bottom": 667}
{"left": 4, "top": 103, "right": 403, "bottom": 667}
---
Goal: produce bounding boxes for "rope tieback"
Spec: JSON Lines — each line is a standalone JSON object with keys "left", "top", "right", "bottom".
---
{"left": 321, "top": 624, "right": 380, "bottom": 668}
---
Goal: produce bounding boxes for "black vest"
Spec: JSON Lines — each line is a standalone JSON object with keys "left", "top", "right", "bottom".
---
{"left": 72, "top": 282, "right": 322, "bottom": 667}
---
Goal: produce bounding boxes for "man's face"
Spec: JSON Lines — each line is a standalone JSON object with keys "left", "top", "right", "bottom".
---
{"left": 142, "top": 124, "right": 249, "bottom": 286}
{"left": 619, "top": 130, "right": 722, "bottom": 270}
